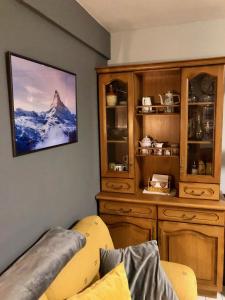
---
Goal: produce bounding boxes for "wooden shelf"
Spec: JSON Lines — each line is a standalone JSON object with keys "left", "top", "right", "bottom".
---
{"left": 137, "top": 146, "right": 179, "bottom": 150}
{"left": 107, "top": 170, "right": 128, "bottom": 174}
{"left": 188, "top": 102, "right": 215, "bottom": 106}
{"left": 188, "top": 140, "right": 213, "bottom": 144}
{"left": 107, "top": 140, "right": 128, "bottom": 143}
{"left": 106, "top": 105, "right": 127, "bottom": 109}
{"left": 185, "top": 174, "right": 213, "bottom": 177}
{"left": 137, "top": 112, "right": 180, "bottom": 116}
{"left": 137, "top": 146, "right": 179, "bottom": 158}
{"left": 136, "top": 154, "right": 179, "bottom": 158}
{"left": 136, "top": 104, "right": 180, "bottom": 115}
{"left": 136, "top": 105, "right": 180, "bottom": 108}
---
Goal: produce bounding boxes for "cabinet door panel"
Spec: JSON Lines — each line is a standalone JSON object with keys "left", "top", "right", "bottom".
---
{"left": 180, "top": 65, "right": 224, "bottom": 184}
{"left": 158, "top": 221, "right": 224, "bottom": 293}
{"left": 99, "top": 73, "right": 134, "bottom": 179}
{"left": 101, "top": 214, "right": 156, "bottom": 249}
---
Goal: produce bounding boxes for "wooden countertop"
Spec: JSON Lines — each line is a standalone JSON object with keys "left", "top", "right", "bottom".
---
{"left": 96, "top": 190, "right": 225, "bottom": 211}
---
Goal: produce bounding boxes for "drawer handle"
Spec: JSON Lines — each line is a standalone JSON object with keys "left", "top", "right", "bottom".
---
{"left": 184, "top": 187, "right": 214, "bottom": 197}
{"left": 185, "top": 189, "right": 204, "bottom": 196}
{"left": 106, "top": 182, "right": 131, "bottom": 191}
{"left": 181, "top": 214, "right": 196, "bottom": 221}
{"left": 119, "top": 208, "right": 132, "bottom": 214}
{"left": 109, "top": 184, "right": 124, "bottom": 190}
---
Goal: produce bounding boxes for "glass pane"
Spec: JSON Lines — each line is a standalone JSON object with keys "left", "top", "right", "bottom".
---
{"left": 187, "top": 144, "right": 213, "bottom": 175}
{"left": 187, "top": 73, "right": 216, "bottom": 176}
{"left": 107, "top": 143, "right": 128, "bottom": 172}
{"left": 188, "top": 73, "right": 216, "bottom": 103}
{"left": 105, "top": 80, "right": 128, "bottom": 173}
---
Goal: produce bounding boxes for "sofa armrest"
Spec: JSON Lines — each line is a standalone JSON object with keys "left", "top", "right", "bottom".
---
{"left": 161, "top": 260, "right": 197, "bottom": 300}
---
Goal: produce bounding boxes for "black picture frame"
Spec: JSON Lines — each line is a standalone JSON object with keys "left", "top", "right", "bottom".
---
{"left": 6, "top": 52, "right": 78, "bottom": 156}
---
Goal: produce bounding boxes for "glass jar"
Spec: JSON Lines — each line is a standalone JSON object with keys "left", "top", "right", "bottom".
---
{"left": 191, "top": 161, "right": 198, "bottom": 175}
{"left": 205, "top": 162, "right": 213, "bottom": 175}
{"left": 195, "top": 113, "right": 203, "bottom": 140}
{"left": 171, "top": 144, "right": 179, "bottom": 156}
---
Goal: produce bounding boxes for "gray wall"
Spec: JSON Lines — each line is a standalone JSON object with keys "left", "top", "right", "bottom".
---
{"left": 22, "top": 0, "right": 110, "bottom": 59}
{"left": 0, "top": 0, "right": 109, "bottom": 273}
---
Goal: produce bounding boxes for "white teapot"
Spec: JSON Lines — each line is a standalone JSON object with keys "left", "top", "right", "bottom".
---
{"left": 159, "top": 91, "right": 180, "bottom": 112}
{"left": 139, "top": 136, "right": 152, "bottom": 147}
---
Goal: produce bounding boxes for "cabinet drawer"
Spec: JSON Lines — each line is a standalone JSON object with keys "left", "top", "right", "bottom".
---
{"left": 102, "top": 178, "right": 135, "bottom": 193}
{"left": 158, "top": 206, "right": 224, "bottom": 226}
{"left": 99, "top": 200, "right": 156, "bottom": 219}
{"left": 179, "top": 182, "right": 220, "bottom": 200}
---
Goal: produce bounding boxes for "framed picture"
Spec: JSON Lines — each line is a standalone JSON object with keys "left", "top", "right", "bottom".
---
{"left": 7, "top": 52, "right": 77, "bottom": 156}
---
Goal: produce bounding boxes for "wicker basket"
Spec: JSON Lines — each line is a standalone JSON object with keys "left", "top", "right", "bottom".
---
{"left": 147, "top": 177, "right": 171, "bottom": 194}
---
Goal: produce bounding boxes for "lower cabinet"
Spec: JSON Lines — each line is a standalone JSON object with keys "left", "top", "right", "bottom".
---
{"left": 158, "top": 220, "right": 224, "bottom": 296}
{"left": 100, "top": 214, "right": 156, "bottom": 249}
{"left": 98, "top": 197, "right": 225, "bottom": 296}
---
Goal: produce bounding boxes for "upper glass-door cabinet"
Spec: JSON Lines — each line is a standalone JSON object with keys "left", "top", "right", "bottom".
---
{"left": 180, "top": 65, "right": 224, "bottom": 183}
{"left": 98, "top": 73, "right": 134, "bottom": 178}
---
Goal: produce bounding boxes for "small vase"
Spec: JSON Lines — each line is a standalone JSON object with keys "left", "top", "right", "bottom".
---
{"left": 106, "top": 84, "right": 117, "bottom": 106}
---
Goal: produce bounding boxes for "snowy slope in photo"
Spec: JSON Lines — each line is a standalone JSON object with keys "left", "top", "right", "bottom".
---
{"left": 14, "top": 90, "right": 77, "bottom": 154}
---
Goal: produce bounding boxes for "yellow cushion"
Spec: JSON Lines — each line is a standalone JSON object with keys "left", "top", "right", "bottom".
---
{"left": 39, "top": 294, "right": 48, "bottom": 300}
{"left": 45, "top": 216, "right": 114, "bottom": 300}
{"left": 67, "top": 263, "right": 131, "bottom": 300}
{"left": 161, "top": 260, "right": 197, "bottom": 300}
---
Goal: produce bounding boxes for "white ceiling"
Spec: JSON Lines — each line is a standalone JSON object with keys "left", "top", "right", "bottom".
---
{"left": 76, "top": 0, "right": 225, "bottom": 32}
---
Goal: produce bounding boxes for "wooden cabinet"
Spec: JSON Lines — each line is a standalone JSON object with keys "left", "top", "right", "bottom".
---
{"left": 97, "top": 193, "right": 225, "bottom": 296}
{"left": 99, "top": 200, "right": 157, "bottom": 248}
{"left": 98, "top": 73, "right": 135, "bottom": 193}
{"left": 96, "top": 57, "right": 225, "bottom": 296}
{"left": 158, "top": 220, "right": 224, "bottom": 296}
{"left": 97, "top": 60, "right": 225, "bottom": 197}
{"left": 101, "top": 214, "right": 156, "bottom": 249}
{"left": 179, "top": 65, "right": 224, "bottom": 199}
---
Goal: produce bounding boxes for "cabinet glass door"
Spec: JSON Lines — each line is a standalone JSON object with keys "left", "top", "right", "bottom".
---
{"left": 99, "top": 73, "right": 134, "bottom": 178}
{"left": 180, "top": 66, "right": 224, "bottom": 183}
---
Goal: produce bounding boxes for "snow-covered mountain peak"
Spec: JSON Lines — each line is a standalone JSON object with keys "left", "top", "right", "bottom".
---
{"left": 14, "top": 90, "right": 77, "bottom": 155}
{"left": 47, "top": 90, "right": 74, "bottom": 123}
{"left": 50, "top": 90, "right": 66, "bottom": 110}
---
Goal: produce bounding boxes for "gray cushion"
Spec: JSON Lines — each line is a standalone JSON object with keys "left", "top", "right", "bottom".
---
{"left": 100, "top": 240, "right": 178, "bottom": 300}
{"left": 0, "top": 226, "right": 86, "bottom": 300}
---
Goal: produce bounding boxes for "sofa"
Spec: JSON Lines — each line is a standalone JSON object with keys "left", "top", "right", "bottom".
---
{"left": 37, "top": 215, "right": 197, "bottom": 300}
